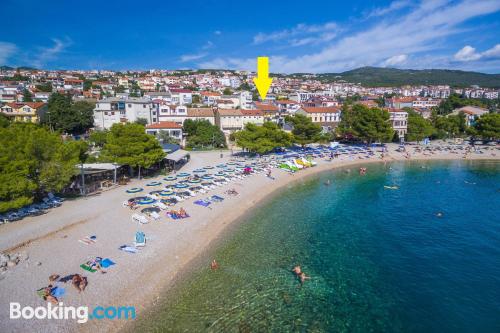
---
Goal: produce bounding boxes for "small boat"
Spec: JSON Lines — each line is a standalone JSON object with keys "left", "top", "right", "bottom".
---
{"left": 384, "top": 185, "right": 399, "bottom": 190}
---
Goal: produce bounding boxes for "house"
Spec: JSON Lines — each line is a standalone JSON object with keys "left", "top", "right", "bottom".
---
{"left": 254, "top": 102, "right": 279, "bottom": 122}
{"left": 145, "top": 121, "right": 183, "bottom": 140}
{"left": 239, "top": 91, "right": 253, "bottom": 110}
{"left": 169, "top": 89, "right": 192, "bottom": 105}
{"left": 201, "top": 91, "right": 221, "bottom": 105}
{"left": 215, "top": 109, "right": 244, "bottom": 133}
{"left": 451, "top": 106, "right": 489, "bottom": 126}
{"left": 274, "top": 100, "right": 300, "bottom": 115}
{"left": 241, "top": 109, "right": 264, "bottom": 126}
{"left": 295, "top": 106, "right": 341, "bottom": 132}
{"left": 186, "top": 108, "right": 216, "bottom": 125}
{"left": 0, "top": 102, "right": 47, "bottom": 123}
{"left": 33, "top": 91, "right": 51, "bottom": 102}
{"left": 387, "top": 108, "right": 408, "bottom": 138}
{"left": 289, "top": 90, "right": 313, "bottom": 103}
{"left": 93, "top": 97, "right": 155, "bottom": 129}
{"left": 154, "top": 102, "right": 188, "bottom": 123}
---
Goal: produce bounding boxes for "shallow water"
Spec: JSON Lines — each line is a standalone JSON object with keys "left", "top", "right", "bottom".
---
{"left": 132, "top": 160, "right": 500, "bottom": 333}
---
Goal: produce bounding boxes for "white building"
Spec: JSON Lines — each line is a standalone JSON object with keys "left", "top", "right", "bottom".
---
{"left": 145, "top": 121, "right": 183, "bottom": 140}
{"left": 388, "top": 109, "right": 408, "bottom": 138}
{"left": 93, "top": 97, "right": 155, "bottom": 129}
{"left": 239, "top": 91, "right": 253, "bottom": 110}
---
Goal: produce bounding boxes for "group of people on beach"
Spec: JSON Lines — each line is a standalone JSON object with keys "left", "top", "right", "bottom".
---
{"left": 38, "top": 273, "right": 88, "bottom": 304}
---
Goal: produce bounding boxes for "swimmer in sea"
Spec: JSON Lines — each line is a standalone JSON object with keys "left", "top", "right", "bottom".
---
{"left": 325, "top": 179, "right": 331, "bottom": 186}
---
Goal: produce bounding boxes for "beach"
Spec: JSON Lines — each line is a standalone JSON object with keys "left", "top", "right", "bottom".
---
{"left": 0, "top": 143, "right": 498, "bottom": 333}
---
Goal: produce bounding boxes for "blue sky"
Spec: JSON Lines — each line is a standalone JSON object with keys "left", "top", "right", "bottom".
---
{"left": 1, "top": 0, "right": 499, "bottom": 73}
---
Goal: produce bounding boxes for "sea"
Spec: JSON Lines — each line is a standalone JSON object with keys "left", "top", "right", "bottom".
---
{"left": 130, "top": 160, "right": 500, "bottom": 333}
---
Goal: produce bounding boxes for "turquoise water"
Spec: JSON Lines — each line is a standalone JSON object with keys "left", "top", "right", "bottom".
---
{"left": 131, "top": 160, "right": 500, "bottom": 333}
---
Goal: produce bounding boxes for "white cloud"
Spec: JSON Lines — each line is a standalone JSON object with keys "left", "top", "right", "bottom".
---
{"left": 383, "top": 54, "right": 408, "bottom": 66}
{"left": 454, "top": 44, "right": 500, "bottom": 62}
{"left": 454, "top": 45, "right": 481, "bottom": 61}
{"left": 0, "top": 42, "right": 17, "bottom": 64}
{"left": 200, "top": 0, "right": 500, "bottom": 73}
{"left": 253, "top": 22, "right": 339, "bottom": 46}
{"left": 33, "top": 38, "right": 72, "bottom": 68}
{"left": 214, "top": 30, "right": 222, "bottom": 35}
{"left": 202, "top": 41, "right": 214, "bottom": 50}
{"left": 481, "top": 44, "right": 500, "bottom": 59}
{"left": 367, "top": 0, "right": 412, "bottom": 18}
{"left": 180, "top": 53, "right": 207, "bottom": 62}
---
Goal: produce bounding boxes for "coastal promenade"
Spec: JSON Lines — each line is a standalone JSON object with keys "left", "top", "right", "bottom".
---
{"left": 0, "top": 143, "right": 498, "bottom": 333}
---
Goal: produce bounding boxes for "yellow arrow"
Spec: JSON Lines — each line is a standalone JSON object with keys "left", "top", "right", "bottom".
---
{"left": 253, "top": 56, "right": 272, "bottom": 101}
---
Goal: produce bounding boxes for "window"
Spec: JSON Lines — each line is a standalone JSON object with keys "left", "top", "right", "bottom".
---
{"left": 128, "top": 104, "right": 132, "bottom": 108}
{"left": 143, "top": 104, "right": 146, "bottom": 108}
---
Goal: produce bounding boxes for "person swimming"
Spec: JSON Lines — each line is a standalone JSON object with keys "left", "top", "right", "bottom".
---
{"left": 325, "top": 179, "right": 331, "bottom": 186}
{"left": 292, "top": 265, "right": 310, "bottom": 284}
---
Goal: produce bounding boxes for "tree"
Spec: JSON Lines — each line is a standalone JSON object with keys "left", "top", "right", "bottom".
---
{"left": 223, "top": 88, "right": 233, "bottom": 95}
{"left": 135, "top": 118, "right": 148, "bottom": 126}
{"left": 0, "top": 123, "right": 81, "bottom": 212}
{"left": 337, "top": 104, "right": 393, "bottom": 143}
{"left": 183, "top": 119, "right": 226, "bottom": 149}
{"left": 115, "top": 85, "right": 126, "bottom": 93}
{"left": 473, "top": 113, "right": 500, "bottom": 140}
{"left": 42, "top": 93, "right": 94, "bottom": 134}
{"left": 36, "top": 82, "right": 53, "bottom": 92}
{"left": 234, "top": 122, "right": 292, "bottom": 154}
{"left": 100, "top": 123, "right": 165, "bottom": 178}
{"left": 192, "top": 94, "right": 201, "bottom": 104}
{"left": 23, "top": 89, "right": 33, "bottom": 102}
{"left": 0, "top": 113, "right": 10, "bottom": 128}
{"left": 89, "top": 130, "right": 108, "bottom": 148}
{"left": 406, "top": 112, "right": 435, "bottom": 142}
{"left": 285, "top": 114, "right": 322, "bottom": 146}
{"left": 83, "top": 80, "right": 92, "bottom": 91}
{"left": 157, "top": 130, "right": 180, "bottom": 144}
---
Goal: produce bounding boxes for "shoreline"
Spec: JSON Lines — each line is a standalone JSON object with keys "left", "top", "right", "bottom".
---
{"left": 0, "top": 146, "right": 498, "bottom": 333}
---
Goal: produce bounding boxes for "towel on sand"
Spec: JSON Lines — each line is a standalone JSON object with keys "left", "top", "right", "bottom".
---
{"left": 119, "top": 245, "right": 138, "bottom": 253}
{"left": 78, "top": 235, "right": 97, "bottom": 245}
{"left": 51, "top": 286, "right": 65, "bottom": 297}
{"left": 194, "top": 200, "right": 211, "bottom": 207}
{"left": 100, "top": 258, "right": 115, "bottom": 268}
{"left": 80, "top": 263, "right": 97, "bottom": 273}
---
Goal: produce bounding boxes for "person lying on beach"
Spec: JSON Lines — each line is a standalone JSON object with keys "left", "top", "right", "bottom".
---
{"left": 72, "top": 274, "right": 88, "bottom": 292}
{"left": 49, "top": 274, "right": 60, "bottom": 283}
{"left": 86, "top": 257, "right": 106, "bottom": 274}
{"left": 39, "top": 285, "right": 59, "bottom": 305}
{"left": 179, "top": 208, "right": 187, "bottom": 217}
{"left": 210, "top": 259, "right": 219, "bottom": 270}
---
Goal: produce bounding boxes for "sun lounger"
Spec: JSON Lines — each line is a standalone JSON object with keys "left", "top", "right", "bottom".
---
{"left": 132, "top": 213, "right": 149, "bottom": 224}
{"left": 153, "top": 202, "right": 168, "bottom": 210}
{"left": 119, "top": 245, "right": 139, "bottom": 253}
{"left": 194, "top": 200, "right": 211, "bottom": 207}
{"left": 150, "top": 211, "right": 161, "bottom": 220}
{"left": 78, "top": 235, "right": 97, "bottom": 245}
{"left": 134, "top": 231, "right": 146, "bottom": 247}
{"left": 211, "top": 195, "right": 224, "bottom": 202}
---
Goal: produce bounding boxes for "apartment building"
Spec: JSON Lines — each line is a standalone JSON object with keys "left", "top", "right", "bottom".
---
{"left": 295, "top": 106, "right": 341, "bottom": 132}
{"left": 0, "top": 102, "right": 47, "bottom": 123}
{"left": 93, "top": 97, "right": 155, "bottom": 129}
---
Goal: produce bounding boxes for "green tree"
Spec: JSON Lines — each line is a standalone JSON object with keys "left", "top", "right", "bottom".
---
{"left": 234, "top": 122, "right": 292, "bottom": 154}
{"left": 473, "top": 113, "right": 500, "bottom": 140}
{"left": 285, "top": 114, "right": 322, "bottom": 146}
{"left": 0, "top": 123, "right": 81, "bottom": 212}
{"left": 23, "top": 89, "right": 33, "bottom": 102}
{"left": 135, "top": 118, "right": 148, "bottom": 126}
{"left": 183, "top": 119, "right": 226, "bottom": 149}
{"left": 157, "top": 130, "right": 180, "bottom": 144}
{"left": 89, "top": 130, "right": 108, "bottom": 148}
{"left": 406, "top": 112, "right": 435, "bottom": 142}
{"left": 192, "top": 94, "right": 201, "bottom": 104}
{"left": 115, "top": 85, "right": 126, "bottom": 93}
{"left": 42, "top": 93, "right": 94, "bottom": 134}
{"left": 337, "top": 104, "right": 393, "bottom": 143}
{"left": 83, "top": 80, "right": 92, "bottom": 91}
{"left": 36, "top": 82, "right": 53, "bottom": 92}
{"left": 0, "top": 113, "right": 10, "bottom": 128}
{"left": 100, "top": 123, "right": 165, "bottom": 178}
{"left": 223, "top": 88, "right": 233, "bottom": 95}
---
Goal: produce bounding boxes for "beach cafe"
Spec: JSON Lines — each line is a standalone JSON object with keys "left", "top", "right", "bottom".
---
{"left": 164, "top": 149, "right": 190, "bottom": 171}
{"left": 72, "top": 163, "right": 125, "bottom": 195}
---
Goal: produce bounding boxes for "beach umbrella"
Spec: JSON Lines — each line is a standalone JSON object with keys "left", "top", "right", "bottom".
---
{"left": 146, "top": 181, "right": 162, "bottom": 186}
{"left": 159, "top": 190, "right": 174, "bottom": 196}
{"left": 175, "top": 183, "right": 189, "bottom": 189}
{"left": 141, "top": 207, "right": 160, "bottom": 214}
{"left": 216, "top": 164, "right": 227, "bottom": 168}
{"left": 164, "top": 176, "right": 177, "bottom": 181}
{"left": 224, "top": 169, "right": 235, "bottom": 173}
{"left": 137, "top": 197, "right": 156, "bottom": 205}
{"left": 188, "top": 178, "right": 202, "bottom": 184}
{"left": 177, "top": 172, "right": 190, "bottom": 178}
{"left": 227, "top": 162, "right": 237, "bottom": 166}
{"left": 203, "top": 166, "right": 215, "bottom": 170}
{"left": 202, "top": 175, "right": 214, "bottom": 180}
{"left": 193, "top": 169, "right": 205, "bottom": 173}
{"left": 126, "top": 187, "right": 143, "bottom": 194}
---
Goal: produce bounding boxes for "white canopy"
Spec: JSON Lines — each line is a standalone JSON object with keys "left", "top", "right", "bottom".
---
{"left": 165, "top": 149, "right": 189, "bottom": 162}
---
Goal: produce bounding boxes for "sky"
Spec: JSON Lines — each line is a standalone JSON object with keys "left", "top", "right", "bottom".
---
{"left": 1, "top": 0, "right": 499, "bottom": 73}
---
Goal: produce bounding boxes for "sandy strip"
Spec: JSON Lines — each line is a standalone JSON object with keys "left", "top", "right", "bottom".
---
{"left": 0, "top": 144, "right": 498, "bottom": 333}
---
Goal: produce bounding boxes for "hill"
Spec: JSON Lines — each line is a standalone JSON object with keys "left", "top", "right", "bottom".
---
{"left": 312, "top": 67, "right": 500, "bottom": 88}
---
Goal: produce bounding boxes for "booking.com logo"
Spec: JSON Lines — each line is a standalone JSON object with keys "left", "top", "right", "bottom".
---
{"left": 10, "top": 302, "right": 136, "bottom": 323}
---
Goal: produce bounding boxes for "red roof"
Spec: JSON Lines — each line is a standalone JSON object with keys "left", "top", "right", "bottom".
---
{"left": 4, "top": 102, "right": 46, "bottom": 109}
{"left": 170, "top": 89, "right": 192, "bottom": 93}
{"left": 241, "top": 109, "right": 263, "bottom": 116}
{"left": 301, "top": 107, "right": 340, "bottom": 113}
{"left": 146, "top": 121, "right": 183, "bottom": 129}
{"left": 254, "top": 102, "right": 278, "bottom": 112}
